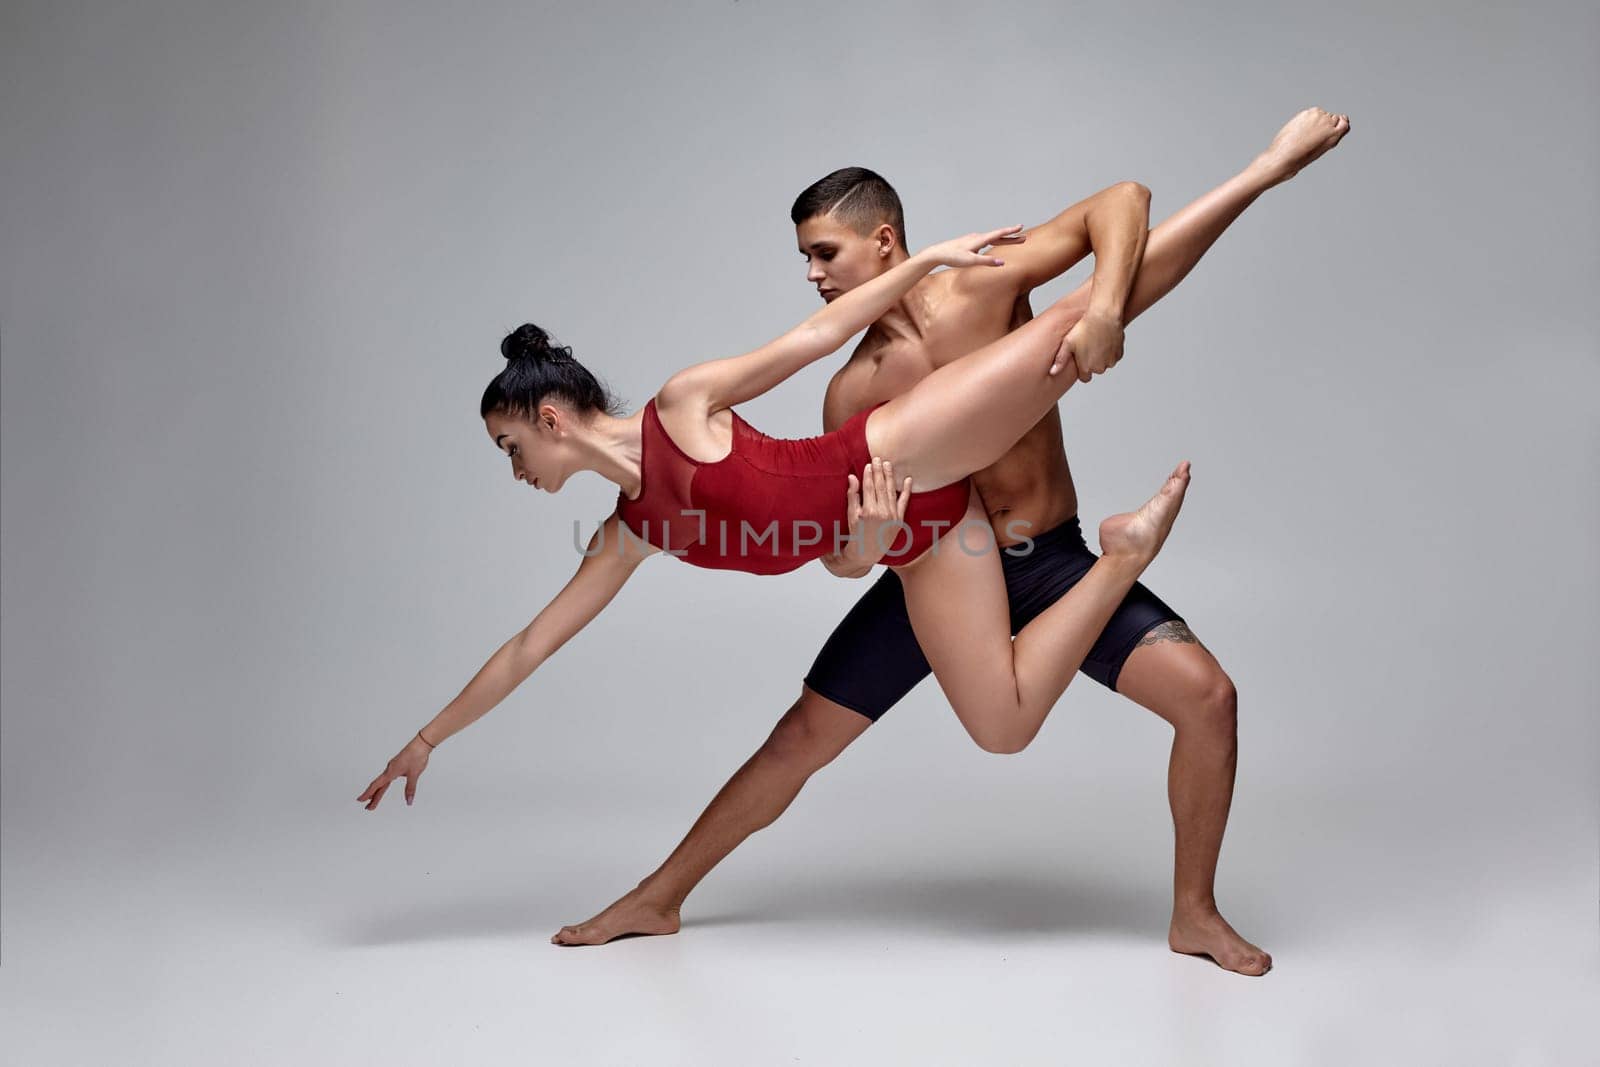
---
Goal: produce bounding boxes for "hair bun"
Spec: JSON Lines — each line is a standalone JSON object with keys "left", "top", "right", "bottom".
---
{"left": 501, "top": 323, "right": 572, "bottom": 364}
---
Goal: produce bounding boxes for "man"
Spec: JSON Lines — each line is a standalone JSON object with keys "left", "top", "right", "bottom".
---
{"left": 553, "top": 108, "right": 1350, "bottom": 976}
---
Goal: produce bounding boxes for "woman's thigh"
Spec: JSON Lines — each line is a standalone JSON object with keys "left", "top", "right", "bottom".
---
{"left": 863, "top": 303, "right": 1080, "bottom": 490}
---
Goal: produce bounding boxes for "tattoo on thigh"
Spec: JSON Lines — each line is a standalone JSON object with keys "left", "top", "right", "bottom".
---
{"left": 1136, "top": 621, "right": 1199, "bottom": 647}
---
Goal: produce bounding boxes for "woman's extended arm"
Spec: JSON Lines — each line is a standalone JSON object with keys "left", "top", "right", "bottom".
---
{"left": 662, "top": 227, "right": 1023, "bottom": 413}
{"left": 357, "top": 511, "right": 654, "bottom": 809}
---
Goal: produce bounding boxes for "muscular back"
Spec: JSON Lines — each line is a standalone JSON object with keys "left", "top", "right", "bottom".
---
{"left": 822, "top": 269, "right": 1079, "bottom": 546}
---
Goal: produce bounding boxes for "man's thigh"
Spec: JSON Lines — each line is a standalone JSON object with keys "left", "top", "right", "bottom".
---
{"left": 1114, "top": 621, "right": 1234, "bottom": 729}
{"left": 802, "top": 568, "right": 935, "bottom": 724}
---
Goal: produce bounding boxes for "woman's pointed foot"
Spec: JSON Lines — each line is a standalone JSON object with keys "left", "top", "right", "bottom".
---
{"left": 1099, "top": 461, "right": 1190, "bottom": 565}
{"left": 1252, "top": 106, "right": 1351, "bottom": 186}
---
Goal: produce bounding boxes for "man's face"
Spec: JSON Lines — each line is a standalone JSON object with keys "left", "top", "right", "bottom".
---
{"left": 795, "top": 214, "right": 893, "bottom": 303}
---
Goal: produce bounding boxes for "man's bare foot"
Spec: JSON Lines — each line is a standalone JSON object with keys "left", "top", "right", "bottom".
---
{"left": 550, "top": 886, "right": 681, "bottom": 946}
{"left": 1252, "top": 106, "right": 1351, "bottom": 186}
{"left": 1169, "top": 904, "right": 1273, "bottom": 976}
{"left": 1099, "top": 461, "right": 1191, "bottom": 564}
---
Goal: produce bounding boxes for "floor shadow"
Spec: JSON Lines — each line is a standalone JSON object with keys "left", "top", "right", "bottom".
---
{"left": 331, "top": 870, "right": 1172, "bottom": 948}
{"left": 684, "top": 871, "right": 1171, "bottom": 940}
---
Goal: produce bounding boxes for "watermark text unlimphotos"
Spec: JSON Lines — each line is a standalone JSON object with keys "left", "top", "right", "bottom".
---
{"left": 573, "top": 510, "right": 1039, "bottom": 560}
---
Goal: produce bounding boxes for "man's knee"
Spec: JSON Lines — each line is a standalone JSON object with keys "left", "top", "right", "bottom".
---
{"left": 758, "top": 689, "right": 867, "bottom": 771}
{"left": 1195, "top": 670, "right": 1238, "bottom": 738}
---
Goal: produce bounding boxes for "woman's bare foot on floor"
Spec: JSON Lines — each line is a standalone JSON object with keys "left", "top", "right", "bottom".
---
{"left": 1169, "top": 904, "right": 1273, "bottom": 976}
{"left": 551, "top": 886, "right": 681, "bottom": 946}
{"left": 1252, "top": 106, "right": 1351, "bottom": 186}
{"left": 1099, "top": 461, "right": 1190, "bottom": 565}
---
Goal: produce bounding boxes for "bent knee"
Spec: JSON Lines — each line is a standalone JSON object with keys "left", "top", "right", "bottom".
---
{"left": 761, "top": 712, "right": 827, "bottom": 767}
{"left": 968, "top": 722, "right": 1040, "bottom": 756}
{"left": 759, "top": 693, "right": 860, "bottom": 770}
{"left": 976, "top": 736, "right": 1032, "bottom": 756}
{"left": 1196, "top": 672, "right": 1238, "bottom": 734}
{"left": 1114, "top": 179, "right": 1152, "bottom": 204}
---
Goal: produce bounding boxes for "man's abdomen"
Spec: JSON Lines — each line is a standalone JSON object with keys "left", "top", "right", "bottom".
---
{"left": 971, "top": 409, "right": 1079, "bottom": 548}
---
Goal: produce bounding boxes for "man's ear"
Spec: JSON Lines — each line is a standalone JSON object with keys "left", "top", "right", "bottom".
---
{"left": 875, "top": 223, "right": 896, "bottom": 258}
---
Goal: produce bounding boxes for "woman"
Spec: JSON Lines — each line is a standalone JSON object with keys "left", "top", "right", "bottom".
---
{"left": 359, "top": 223, "right": 1190, "bottom": 809}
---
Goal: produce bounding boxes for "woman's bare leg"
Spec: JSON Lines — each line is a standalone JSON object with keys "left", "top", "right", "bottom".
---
{"left": 898, "top": 466, "right": 1190, "bottom": 754}
{"left": 1068, "top": 106, "right": 1354, "bottom": 329}
{"left": 867, "top": 108, "right": 1353, "bottom": 491}
{"left": 863, "top": 300, "right": 1086, "bottom": 490}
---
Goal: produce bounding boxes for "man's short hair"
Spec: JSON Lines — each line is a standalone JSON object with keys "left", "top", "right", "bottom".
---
{"left": 790, "top": 166, "right": 907, "bottom": 251}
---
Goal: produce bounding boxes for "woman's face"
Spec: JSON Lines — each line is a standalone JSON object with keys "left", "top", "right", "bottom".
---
{"left": 484, "top": 405, "right": 578, "bottom": 493}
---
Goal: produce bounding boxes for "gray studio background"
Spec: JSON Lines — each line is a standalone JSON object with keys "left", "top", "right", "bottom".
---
{"left": 3, "top": 1, "right": 1596, "bottom": 1064}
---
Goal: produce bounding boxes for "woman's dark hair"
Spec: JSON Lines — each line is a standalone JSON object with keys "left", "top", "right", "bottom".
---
{"left": 480, "top": 324, "right": 625, "bottom": 421}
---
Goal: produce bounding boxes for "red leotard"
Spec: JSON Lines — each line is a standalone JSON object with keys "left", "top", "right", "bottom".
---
{"left": 615, "top": 397, "right": 971, "bottom": 575}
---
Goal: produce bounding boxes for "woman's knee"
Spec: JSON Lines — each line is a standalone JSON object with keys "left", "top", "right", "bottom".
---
{"left": 963, "top": 711, "right": 1041, "bottom": 755}
{"left": 974, "top": 732, "right": 1034, "bottom": 755}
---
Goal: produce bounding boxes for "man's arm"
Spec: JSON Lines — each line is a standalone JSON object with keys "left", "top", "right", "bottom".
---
{"left": 969, "top": 180, "right": 1151, "bottom": 296}
{"left": 1076, "top": 180, "right": 1150, "bottom": 321}
{"left": 964, "top": 181, "right": 1150, "bottom": 378}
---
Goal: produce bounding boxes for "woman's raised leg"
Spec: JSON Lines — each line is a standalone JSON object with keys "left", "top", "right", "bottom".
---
{"left": 897, "top": 465, "right": 1190, "bottom": 754}
{"left": 864, "top": 108, "right": 1354, "bottom": 493}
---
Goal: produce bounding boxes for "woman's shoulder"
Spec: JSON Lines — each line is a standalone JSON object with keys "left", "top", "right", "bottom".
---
{"left": 648, "top": 380, "right": 742, "bottom": 465}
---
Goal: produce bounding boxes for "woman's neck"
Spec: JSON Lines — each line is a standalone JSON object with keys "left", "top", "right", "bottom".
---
{"left": 581, "top": 408, "right": 645, "bottom": 498}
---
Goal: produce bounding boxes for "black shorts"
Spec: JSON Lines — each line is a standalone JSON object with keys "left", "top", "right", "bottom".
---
{"left": 802, "top": 514, "right": 1184, "bottom": 722}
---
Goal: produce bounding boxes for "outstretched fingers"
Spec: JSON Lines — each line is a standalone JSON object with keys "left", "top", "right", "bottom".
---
{"left": 974, "top": 224, "right": 1025, "bottom": 265}
{"left": 358, "top": 773, "right": 392, "bottom": 810}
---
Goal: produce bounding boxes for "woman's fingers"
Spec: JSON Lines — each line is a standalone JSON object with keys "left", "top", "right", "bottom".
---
{"left": 363, "top": 777, "right": 390, "bottom": 810}
{"left": 358, "top": 772, "right": 388, "bottom": 806}
{"left": 895, "top": 473, "right": 913, "bottom": 517}
{"left": 975, "top": 225, "right": 1025, "bottom": 249}
{"left": 846, "top": 473, "right": 861, "bottom": 524}
{"left": 404, "top": 773, "right": 419, "bottom": 806}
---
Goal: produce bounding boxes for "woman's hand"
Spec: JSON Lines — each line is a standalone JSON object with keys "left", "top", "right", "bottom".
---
{"left": 921, "top": 225, "right": 1026, "bottom": 269}
{"left": 357, "top": 733, "right": 434, "bottom": 810}
{"left": 839, "top": 457, "right": 913, "bottom": 570}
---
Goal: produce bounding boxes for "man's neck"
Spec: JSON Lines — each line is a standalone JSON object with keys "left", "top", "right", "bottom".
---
{"left": 863, "top": 250, "right": 925, "bottom": 344}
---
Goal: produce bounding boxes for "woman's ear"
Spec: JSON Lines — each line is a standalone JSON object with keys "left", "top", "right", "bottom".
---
{"left": 538, "top": 402, "right": 561, "bottom": 433}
